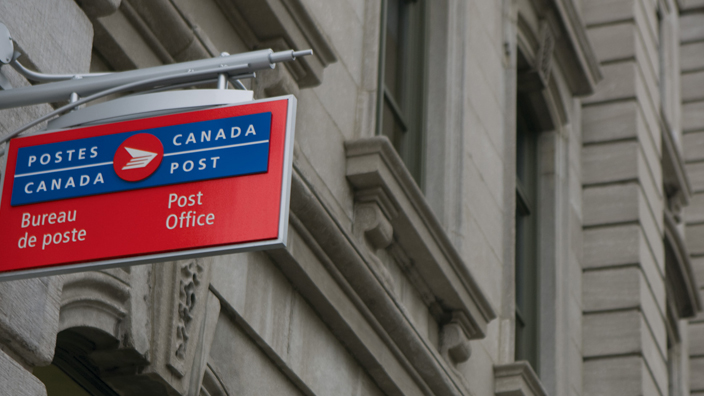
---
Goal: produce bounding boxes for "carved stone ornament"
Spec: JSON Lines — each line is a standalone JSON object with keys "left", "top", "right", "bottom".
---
{"left": 55, "top": 261, "right": 221, "bottom": 396}
{"left": 150, "top": 259, "right": 220, "bottom": 395}
{"left": 518, "top": 20, "right": 555, "bottom": 93}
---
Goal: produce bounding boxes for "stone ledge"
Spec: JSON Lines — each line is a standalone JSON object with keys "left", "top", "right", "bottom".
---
{"left": 345, "top": 136, "right": 496, "bottom": 339}
{"left": 494, "top": 361, "right": 548, "bottom": 396}
{"left": 213, "top": 0, "right": 337, "bottom": 88}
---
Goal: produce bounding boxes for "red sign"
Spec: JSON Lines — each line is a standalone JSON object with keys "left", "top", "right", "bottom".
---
{"left": 0, "top": 97, "right": 295, "bottom": 279}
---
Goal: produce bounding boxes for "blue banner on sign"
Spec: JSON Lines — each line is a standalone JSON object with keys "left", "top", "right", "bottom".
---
{"left": 11, "top": 112, "right": 272, "bottom": 206}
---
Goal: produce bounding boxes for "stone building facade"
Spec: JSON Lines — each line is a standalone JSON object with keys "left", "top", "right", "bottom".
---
{"left": 0, "top": 0, "right": 703, "bottom": 395}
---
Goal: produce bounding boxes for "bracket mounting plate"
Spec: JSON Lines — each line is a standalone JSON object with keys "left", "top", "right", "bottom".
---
{"left": 0, "top": 23, "right": 13, "bottom": 65}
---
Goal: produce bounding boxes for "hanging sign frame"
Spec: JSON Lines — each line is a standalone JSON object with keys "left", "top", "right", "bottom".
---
{"left": 0, "top": 95, "right": 296, "bottom": 281}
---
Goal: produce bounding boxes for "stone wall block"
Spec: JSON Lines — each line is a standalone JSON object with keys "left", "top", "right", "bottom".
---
{"left": 681, "top": 41, "right": 704, "bottom": 73}
{"left": 683, "top": 102, "right": 704, "bottom": 133}
{"left": 682, "top": 70, "right": 704, "bottom": 103}
{"left": 583, "top": 100, "right": 638, "bottom": 143}
{"left": 686, "top": 162, "right": 704, "bottom": 193}
{"left": 583, "top": 0, "right": 635, "bottom": 26}
{"left": 582, "top": 141, "right": 638, "bottom": 185}
{"left": 583, "top": 183, "right": 638, "bottom": 226}
{"left": 94, "top": 9, "right": 164, "bottom": 70}
{"left": 689, "top": 321, "right": 704, "bottom": 357}
{"left": 587, "top": 22, "right": 635, "bottom": 63}
{"left": 0, "top": 0, "right": 92, "bottom": 74}
{"left": 583, "top": 224, "right": 665, "bottom": 312}
{"left": 691, "top": 356, "right": 704, "bottom": 391}
{"left": 584, "top": 356, "right": 649, "bottom": 396}
{"left": 680, "top": 12, "right": 704, "bottom": 43}
{"left": 583, "top": 267, "right": 641, "bottom": 312}
{"left": 0, "top": 276, "right": 62, "bottom": 367}
{"left": 679, "top": 0, "right": 704, "bottom": 10}
{"left": 684, "top": 132, "right": 704, "bottom": 162}
{"left": 583, "top": 225, "right": 641, "bottom": 268}
{"left": 582, "top": 61, "right": 637, "bottom": 105}
{"left": 691, "top": 256, "right": 704, "bottom": 289}
{"left": 0, "top": 348, "right": 46, "bottom": 396}
{"left": 687, "top": 223, "right": 704, "bottom": 255}
{"left": 583, "top": 310, "right": 642, "bottom": 357}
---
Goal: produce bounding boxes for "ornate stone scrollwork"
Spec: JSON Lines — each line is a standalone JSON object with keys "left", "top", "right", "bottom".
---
{"left": 174, "top": 261, "right": 204, "bottom": 361}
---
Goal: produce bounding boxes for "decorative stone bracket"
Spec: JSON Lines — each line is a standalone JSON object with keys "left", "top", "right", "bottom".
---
{"left": 440, "top": 319, "right": 472, "bottom": 365}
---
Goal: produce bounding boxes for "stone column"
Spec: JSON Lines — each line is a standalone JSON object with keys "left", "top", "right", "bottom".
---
{"left": 581, "top": 0, "right": 668, "bottom": 394}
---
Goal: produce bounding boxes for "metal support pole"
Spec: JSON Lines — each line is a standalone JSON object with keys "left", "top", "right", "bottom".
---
{"left": 217, "top": 52, "right": 230, "bottom": 90}
{"left": 217, "top": 74, "right": 227, "bottom": 90}
{"left": 0, "top": 49, "right": 313, "bottom": 110}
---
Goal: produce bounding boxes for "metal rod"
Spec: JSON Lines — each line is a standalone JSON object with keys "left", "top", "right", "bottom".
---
{"left": 0, "top": 62, "right": 252, "bottom": 155}
{"left": 10, "top": 52, "right": 112, "bottom": 83}
{"left": 217, "top": 73, "right": 227, "bottom": 89}
{"left": 0, "top": 48, "right": 312, "bottom": 110}
{"left": 231, "top": 79, "right": 247, "bottom": 90}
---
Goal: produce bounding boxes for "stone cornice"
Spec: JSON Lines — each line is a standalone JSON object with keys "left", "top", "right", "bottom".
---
{"left": 549, "top": 0, "right": 602, "bottom": 95}
{"left": 521, "top": 0, "right": 602, "bottom": 96}
{"left": 288, "top": 167, "right": 465, "bottom": 396}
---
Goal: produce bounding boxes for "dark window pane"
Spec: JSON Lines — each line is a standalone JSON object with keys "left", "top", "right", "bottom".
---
{"left": 514, "top": 102, "right": 539, "bottom": 374}
{"left": 379, "top": 0, "right": 425, "bottom": 185}
{"left": 34, "top": 365, "right": 94, "bottom": 396}
{"left": 385, "top": 0, "right": 400, "bottom": 98}
{"left": 382, "top": 98, "right": 404, "bottom": 149}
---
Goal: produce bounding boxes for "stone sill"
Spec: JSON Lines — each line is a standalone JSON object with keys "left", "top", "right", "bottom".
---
{"left": 494, "top": 361, "right": 548, "bottom": 396}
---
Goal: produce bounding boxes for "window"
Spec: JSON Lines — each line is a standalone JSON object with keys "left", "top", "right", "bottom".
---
{"left": 378, "top": 0, "right": 427, "bottom": 184}
{"left": 514, "top": 103, "right": 540, "bottom": 373}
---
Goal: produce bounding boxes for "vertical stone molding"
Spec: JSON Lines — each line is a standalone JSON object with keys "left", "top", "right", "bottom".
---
{"left": 148, "top": 260, "right": 220, "bottom": 395}
{"left": 0, "top": 348, "right": 47, "bottom": 396}
{"left": 0, "top": 277, "right": 63, "bottom": 367}
{"left": 680, "top": 3, "right": 704, "bottom": 396}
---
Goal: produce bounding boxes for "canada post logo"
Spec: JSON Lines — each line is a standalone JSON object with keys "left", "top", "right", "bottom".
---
{"left": 113, "top": 134, "right": 164, "bottom": 181}
{"left": 10, "top": 112, "right": 272, "bottom": 206}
